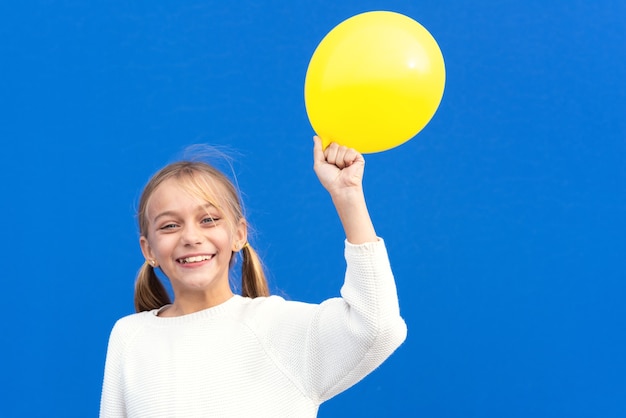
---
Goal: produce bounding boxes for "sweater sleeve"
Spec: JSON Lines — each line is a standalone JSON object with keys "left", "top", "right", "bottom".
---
{"left": 262, "top": 238, "right": 407, "bottom": 403}
{"left": 99, "top": 319, "right": 129, "bottom": 418}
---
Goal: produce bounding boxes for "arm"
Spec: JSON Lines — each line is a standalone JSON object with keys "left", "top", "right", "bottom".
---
{"left": 282, "top": 137, "right": 405, "bottom": 401}
{"left": 99, "top": 322, "right": 127, "bottom": 418}
{"left": 259, "top": 240, "right": 406, "bottom": 404}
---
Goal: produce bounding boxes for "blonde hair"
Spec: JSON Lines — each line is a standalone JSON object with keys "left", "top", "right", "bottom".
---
{"left": 134, "top": 161, "right": 269, "bottom": 312}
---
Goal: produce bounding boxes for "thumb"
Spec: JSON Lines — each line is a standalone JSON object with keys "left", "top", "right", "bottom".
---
{"left": 312, "top": 135, "right": 325, "bottom": 165}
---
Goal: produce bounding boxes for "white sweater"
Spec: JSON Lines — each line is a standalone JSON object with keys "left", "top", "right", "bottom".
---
{"left": 100, "top": 239, "right": 407, "bottom": 417}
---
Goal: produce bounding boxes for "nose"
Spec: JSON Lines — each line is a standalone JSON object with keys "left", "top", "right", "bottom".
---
{"left": 180, "top": 224, "right": 203, "bottom": 246}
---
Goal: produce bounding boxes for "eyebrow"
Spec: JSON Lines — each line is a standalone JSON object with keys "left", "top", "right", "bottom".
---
{"left": 152, "top": 204, "right": 218, "bottom": 223}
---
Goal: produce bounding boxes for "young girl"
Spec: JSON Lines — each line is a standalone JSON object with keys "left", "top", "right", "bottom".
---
{"left": 100, "top": 137, "right": 407, "bottom": 417}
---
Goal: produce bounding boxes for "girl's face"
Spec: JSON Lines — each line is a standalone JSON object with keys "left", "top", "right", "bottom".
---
{"left": 139, "top": 177, "right": 246, "bottom": 302}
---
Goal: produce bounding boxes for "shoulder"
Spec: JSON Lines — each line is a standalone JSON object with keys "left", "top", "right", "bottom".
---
{"left": 107, "top": 311, "right": 154, "bottom": 342}
{"left": 232, "top": 295, "right": 319, "bottom": 331}
{"left": 112, "top": 310, "right": 154, "bottom": 327}
{"left": 235, "top": 295, "right": 312, "bottom": 316}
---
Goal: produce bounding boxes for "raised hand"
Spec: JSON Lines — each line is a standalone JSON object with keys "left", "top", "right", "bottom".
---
{"left": 312, "top": 136, "right": 365, "bottom": 196}
{"left": 312, "top": 136, "right": 377, "bottom": 244}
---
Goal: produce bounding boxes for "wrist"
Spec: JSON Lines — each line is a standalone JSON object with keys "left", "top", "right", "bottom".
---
{"left": 330, "top": 188, "right": 377, "bottom": 244}
{"left": 328, "top": 185, "right": 365, "bottom": 204}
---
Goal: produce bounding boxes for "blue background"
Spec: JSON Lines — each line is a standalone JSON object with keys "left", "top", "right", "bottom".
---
{"left": 1, "top": 1, "right": 625, "bottom": 417}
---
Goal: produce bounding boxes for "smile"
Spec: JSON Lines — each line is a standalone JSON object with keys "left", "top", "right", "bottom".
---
{"left": 177, "top": 255, "right": 214, "bottom": 264}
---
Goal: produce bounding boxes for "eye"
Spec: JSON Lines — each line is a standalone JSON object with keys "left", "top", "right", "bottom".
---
{"left": 201, "top": 217, "right": 220, "bottom": 226}
{"left": 159, "top": 223, "right": 178, "bottom": 231}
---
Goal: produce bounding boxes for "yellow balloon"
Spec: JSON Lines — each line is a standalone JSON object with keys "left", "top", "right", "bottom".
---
{"left": 304, "top": 11, "right": 446, "bottom": 153}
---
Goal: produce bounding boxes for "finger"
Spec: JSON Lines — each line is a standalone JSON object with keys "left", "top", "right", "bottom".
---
{"left": 343, "top": 147, "right": 360, "bottom": 167}
{"left": 324, "top": 142, "right": 339, "bottom": 165}
{"left": 334, "top": 145, "right": 349, "bottom": 169}
{"left": 312, "top": 136, "right": 325, "bottom": 165}
{"left": 334, "top": 144, "right": 361, "bottom": 169}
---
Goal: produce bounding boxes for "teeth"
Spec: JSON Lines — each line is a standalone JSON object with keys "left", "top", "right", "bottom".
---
{"left": 179, "top": 255, "right": 212, "bottom": 264}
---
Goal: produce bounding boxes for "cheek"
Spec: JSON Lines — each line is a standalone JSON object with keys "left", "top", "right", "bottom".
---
{"left": 150, "top": 236, "right": 175, "bottom": 257}
{"left": 216, "top": 229, "right": 237, "bottom": 252}
{"left": 219, "top": 231, "right": 235, "bottom": 248}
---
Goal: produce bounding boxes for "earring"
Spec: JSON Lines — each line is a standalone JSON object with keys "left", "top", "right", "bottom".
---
{"left": 149, "top": 259, "right": 156, "bottom": 266}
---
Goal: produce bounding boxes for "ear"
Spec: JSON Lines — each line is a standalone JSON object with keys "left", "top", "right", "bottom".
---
{"left": 232, "top": 218, "right": 248, "bottom": 252}
{"left": 140, "top": 235, "right": 156, "bottom": 264}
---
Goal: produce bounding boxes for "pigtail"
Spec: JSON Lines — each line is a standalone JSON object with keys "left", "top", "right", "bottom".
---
{"left": 240, "top": 244, "right": 269, "bottom": 298}
{"left": 134, "top": 262, "right": 172, "bottom": 312}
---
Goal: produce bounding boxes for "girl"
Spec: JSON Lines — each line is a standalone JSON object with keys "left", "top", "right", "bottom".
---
{"left": 100, "top": 137, "right": 407, "bottom": 417}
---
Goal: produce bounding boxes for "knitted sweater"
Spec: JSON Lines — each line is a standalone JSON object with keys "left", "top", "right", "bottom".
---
{"left": 100, "top": 239, "right": 407, "bottom": 417}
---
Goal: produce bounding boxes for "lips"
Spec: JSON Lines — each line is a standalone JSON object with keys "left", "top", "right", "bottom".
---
{"left": 177, "top": 254, "right": 214, "bottom": 264}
